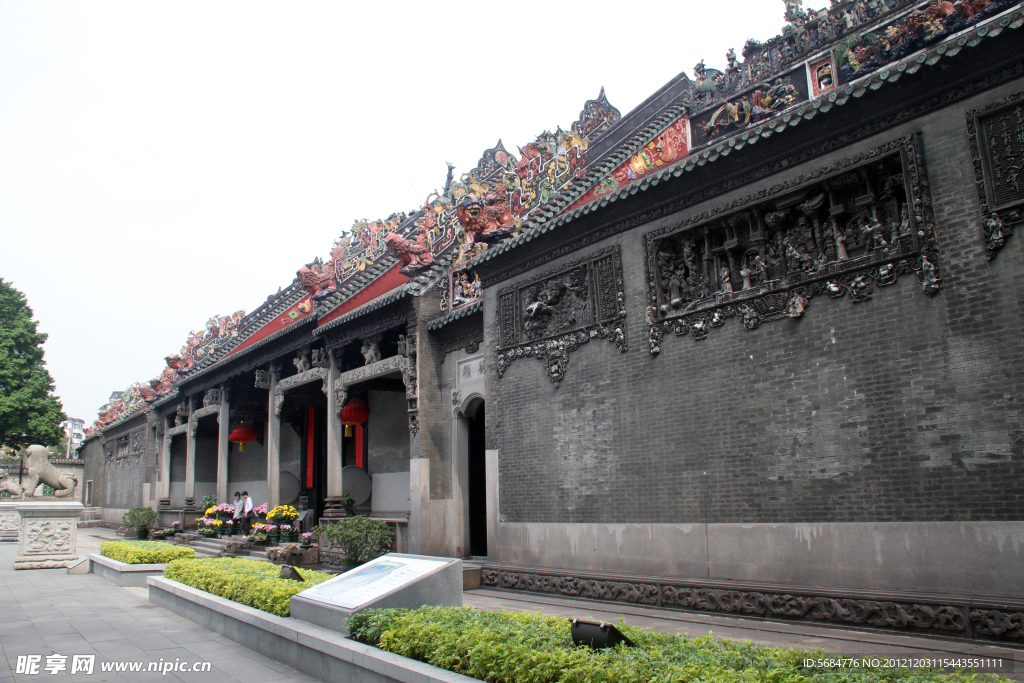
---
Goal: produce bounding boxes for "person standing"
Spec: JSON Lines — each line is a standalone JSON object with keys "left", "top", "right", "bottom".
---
{"left": 241, "top": 491, "right": 254, "bottom": 536}
{"left": 232, "top": 492, "right": 242, "bottom": 534}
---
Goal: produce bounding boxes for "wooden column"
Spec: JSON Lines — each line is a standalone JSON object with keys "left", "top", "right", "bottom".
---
{"left": 216, "top": 384, "right": 230, "bottom": 503}
{"left": 266, "top": 366, "right": 281, "bottom": 509}
{"left": 184, "top": 396, "right": 196, "bottom": 511}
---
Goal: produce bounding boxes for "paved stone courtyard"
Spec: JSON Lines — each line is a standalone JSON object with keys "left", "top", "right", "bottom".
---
{"left": 0, "top": 532, "right": 318, "bottom": 683}
{"left": 1, "top": 529, "right": 1020, "bottom": 682}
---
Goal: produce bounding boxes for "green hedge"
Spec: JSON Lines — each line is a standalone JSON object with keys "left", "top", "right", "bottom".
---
{"left": 163, "top": 557, "right": 331, "bottom": 617}
{"left": 348, "top": 607, "right": 1011, "bottom": 683}
{"left": 100, "top": 541, "right": 195, "bottom": 565}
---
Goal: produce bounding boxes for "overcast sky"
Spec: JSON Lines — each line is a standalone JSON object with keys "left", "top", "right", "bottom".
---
{"left": 0, "top": 0, "right": 828, "bottom": 423}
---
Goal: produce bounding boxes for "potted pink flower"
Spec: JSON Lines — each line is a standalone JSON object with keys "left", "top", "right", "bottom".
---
{"left": 278, "top": 524, "right": 297, "bottom": 542}
{"left": 169, "top": 521, "right": 181, "bottom": 536}
{"left": 253, "top": 503, "right": 268, "bottom": 523}
{"left": 264, "top": 524, "right": 279, "bottom": 544}
{"left": 300, "top": 531, "right": 314, "bottom": 548}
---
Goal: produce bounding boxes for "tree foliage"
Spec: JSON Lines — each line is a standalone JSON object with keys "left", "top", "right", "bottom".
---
{"left": 0, "top": 279, "right": 66, "bottom": 449}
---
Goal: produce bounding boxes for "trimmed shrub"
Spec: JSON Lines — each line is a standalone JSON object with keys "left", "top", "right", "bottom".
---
{"left": 313, "top": 516, "right": 393, "bottom": 565}
{"left": 163, "top": 557, "right": 331, "bottom": 617}
{"left": 349, "top": 606, "right": 1012, "bottom": 683}
{"left": 100, "top": 541, "right": 195, "bottom": 564}
{"left": 121, "top": 507, "right": 157, "bottom": 531}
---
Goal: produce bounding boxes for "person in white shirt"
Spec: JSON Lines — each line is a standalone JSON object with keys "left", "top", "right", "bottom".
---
{"left": 241, "top": 491, "right": 254, "bottom": 535}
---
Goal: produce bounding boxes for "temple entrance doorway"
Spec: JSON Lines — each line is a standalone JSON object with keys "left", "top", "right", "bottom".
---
{"left": 467, "top": 400, "right": 487, "bottom": 557}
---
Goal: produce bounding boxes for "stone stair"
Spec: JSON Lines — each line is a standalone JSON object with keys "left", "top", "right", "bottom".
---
{"left": 166, "top": 534, "right": 256, "bottom": 559}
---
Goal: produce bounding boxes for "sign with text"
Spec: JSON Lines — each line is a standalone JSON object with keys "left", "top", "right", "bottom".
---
{"left": 297, "top": 554, "right": 451, "bottom": 610}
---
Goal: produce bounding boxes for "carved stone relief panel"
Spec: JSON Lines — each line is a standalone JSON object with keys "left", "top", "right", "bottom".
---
{"left": 967, "top": 90, "right": 1024, "bottom": 260}
{"left": 25, "top": 520, "right": 72, "bottom": 554}
{"left": 0, "top": 511, "right": 19, "bottom": 533}
{"left": 643, "top": 134, "right": 940, "bottom": 356}
{"left": 496, "top": 246, "right": 627, "bottom": 386}
{"left": 107, "top": 427, "right": 146, "bottom": 468}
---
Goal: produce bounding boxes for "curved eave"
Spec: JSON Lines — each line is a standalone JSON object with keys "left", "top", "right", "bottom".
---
{"left": 426, "top": 300, "right": 483, "bottom": 332}
{"left": 313, "top": 288, "right": 413, "bottom": 336}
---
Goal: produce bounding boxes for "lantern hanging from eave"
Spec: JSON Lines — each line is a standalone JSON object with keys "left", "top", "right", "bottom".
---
{"left": 341, "top": 397, "right": 370, "bottom": 437}
{"left": 228, "top": 422, "right": 259, "bottom": 452}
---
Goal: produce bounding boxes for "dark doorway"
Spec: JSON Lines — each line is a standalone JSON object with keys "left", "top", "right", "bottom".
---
{"left": 301, "top": 406, "right": 328, "bottom": 523}
{"left": 467, "top": 402, "right": 487, "bottom": 557}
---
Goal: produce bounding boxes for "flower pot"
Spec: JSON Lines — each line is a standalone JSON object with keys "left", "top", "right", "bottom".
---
{"left": 253, "top": 540, "right": 266, "bottom": 547}
{"left": 267, "top": 534, "right": 279, "bottom": 545}
{"left": 136, "top": 528, "right": 149, "bottom": 540}
{"left": 283, "top": 533, "right": 298, "bottom": 543}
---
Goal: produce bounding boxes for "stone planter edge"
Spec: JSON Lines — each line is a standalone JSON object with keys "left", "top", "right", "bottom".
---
{"left": 147, "top": 577, "right": 476, "bottom": 683}
{"left": 89, "top": 553, "right": 169, "bottom": 587}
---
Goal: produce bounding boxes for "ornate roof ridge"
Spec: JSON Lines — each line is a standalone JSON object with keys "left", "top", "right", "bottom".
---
{"left": 465, "top": 4, "right": 1024, "bottom": 271}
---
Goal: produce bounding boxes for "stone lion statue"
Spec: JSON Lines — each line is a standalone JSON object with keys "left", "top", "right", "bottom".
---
{"left": 7, "top": 445, "right": 77, "bottom": 498}
{"left": 0, "top": 470, "right": 22, "bottom": 497}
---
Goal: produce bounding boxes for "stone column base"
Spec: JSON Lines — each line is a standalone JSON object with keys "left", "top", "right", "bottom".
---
{"left": 14, "top": 501, "right": 82, "bottom": 570}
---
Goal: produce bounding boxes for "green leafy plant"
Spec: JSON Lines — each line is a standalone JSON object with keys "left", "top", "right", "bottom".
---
{"left": 341, "top": 491, "right": 357, "bottom": 517}
{"left": 101, "top": 541, "right": 194, "bottom": 564}
{"left": 313, "top": 516, "right": 393, "bottom": 565}
{"left": 348, "top": 606, "right": 1012, "bottom": 683}
{"left": 201, "top": 494, "right": 217, "bottom": 511}
{"left": 122, "top": 507, "right": 157, "bottom": 531}
{"left": 163, "top": 557, "right": 330, "bottom": 617}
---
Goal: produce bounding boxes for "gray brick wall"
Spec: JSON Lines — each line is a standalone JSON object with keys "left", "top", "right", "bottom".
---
{"left": 487, "top": 77, "right": 1024, "bottom": 526}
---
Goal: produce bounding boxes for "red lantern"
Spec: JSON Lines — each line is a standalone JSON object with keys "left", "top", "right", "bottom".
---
{"left": 228, "top": 422, "right": 259, "bottom": 452}
{"left": 341, "top": 397, "right": 370, "bottom": 437}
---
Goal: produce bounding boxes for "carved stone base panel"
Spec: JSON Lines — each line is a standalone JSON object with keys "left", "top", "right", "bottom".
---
{"left": 14, "top": 502, "right": 82, "bottom": 570}
{"left": 966, "top": 90, "right": 1024, "bottom": 261}
{"left": 497, "top": 246, "right": 627, "bottom": 386}
{"left": 0, "top": 503, "right": 20, "bottom": 542}
{"left": 643, "top": 135, "right": 940, "bottom": 355}
{"left": 480, "top": 566, "right": 1024, "bottom": 642}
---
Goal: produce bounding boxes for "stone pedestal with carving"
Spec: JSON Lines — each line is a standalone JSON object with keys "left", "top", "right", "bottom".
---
{"left": 14, "top": 502, "right": 82, "bottom": 569}
{"left": 0, "top": 502, "right": 19, "bottom": 542}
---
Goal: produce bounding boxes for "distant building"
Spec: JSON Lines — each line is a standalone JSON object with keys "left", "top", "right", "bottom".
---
{"left": 61, "top": 418, "right": 86, "bottom": 458}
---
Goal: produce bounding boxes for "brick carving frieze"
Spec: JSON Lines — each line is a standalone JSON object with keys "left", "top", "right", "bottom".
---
{"left": 482, "top": 567, "right": 1023, "bottom": 641}
{"left": 644, "top": 134, "right": 939, "bottom": 355}
{"left": 660, "top": 586, "right": 967, "bottom": 634}
{"left": 106, "top": 427, "right": 145, "bottom": 468}
{"left": 482, "top": 569, "right": 659, "bottom": 606}
{"left": 439, "top": 328, "right": 484, "bottom": 359}
{"left": 971, "top": 609, "right": 1024, "bottom": 640}
{"left": 496, "top": 246, "right": 627, "bottom": 386}
{"left": 966, "top": 89, "right": 1024, "bottom": 260}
